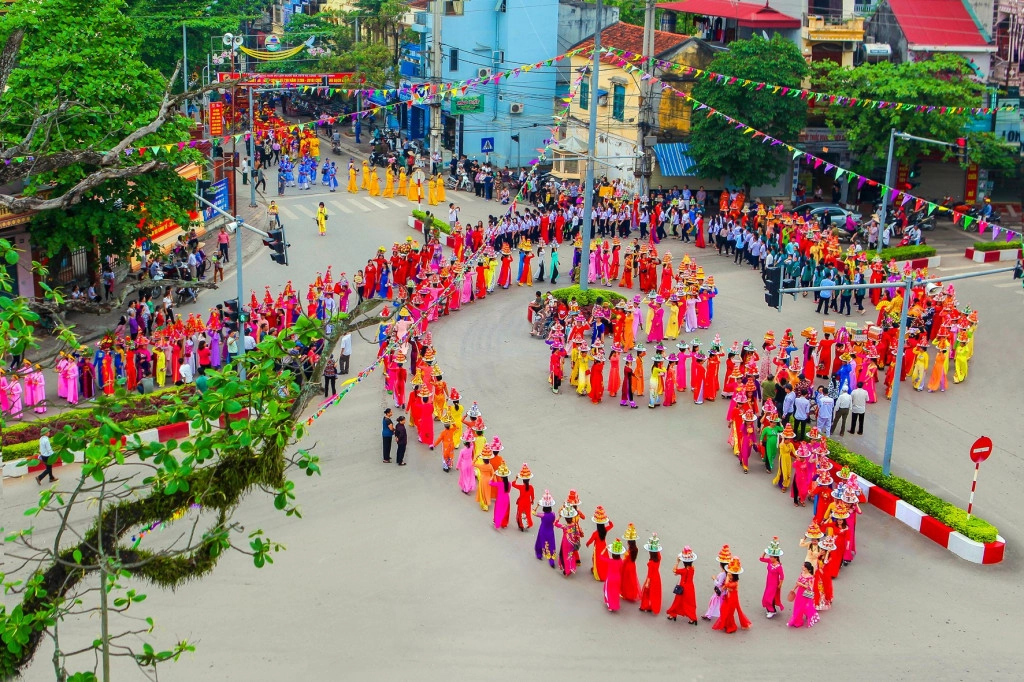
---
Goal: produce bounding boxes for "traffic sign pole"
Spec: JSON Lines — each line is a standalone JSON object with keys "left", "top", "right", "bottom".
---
{"left": 966, "top": 436, "right": 992, "bottom": 521}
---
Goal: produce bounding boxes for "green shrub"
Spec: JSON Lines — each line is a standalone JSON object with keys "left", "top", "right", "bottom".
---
{"left": 549, "top": 285, "right": 627, "bottom": 307}
{"left": 972, "top": 240, "right": 1021, "bottom": 252}
{"left": 2, "top": 440, "right": 41, "bottom": 461}
{"left": 2, "top": 385, "right": 191, "bottom": 446}
{"left": 876, "top": 245, "right": 937, "bottom": 262}
{"left": 826, "top": 440, "right": 998, "bottom": 544}
{"left": 411, "top": 210, "right": 453, "bottom": 235}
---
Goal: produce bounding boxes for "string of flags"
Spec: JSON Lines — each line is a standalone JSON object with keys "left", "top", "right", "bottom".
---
{"left": 599, "top": 47, "right": 1020, "bottom": 115}
{"left": 598, "top": 51, "right": 1024, "bottom": 245}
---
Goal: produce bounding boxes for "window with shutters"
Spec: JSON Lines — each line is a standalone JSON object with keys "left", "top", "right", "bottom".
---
{"left": 612, "top": 84, "right": 625, "bottom": 121}
{"left": 579, "top": 81, "right": 589, "bottom": 110}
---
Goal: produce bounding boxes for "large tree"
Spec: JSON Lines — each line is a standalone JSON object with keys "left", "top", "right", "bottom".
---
{"left": 0, "top": 238, "right": 386, "bottom": 680}
{"left": 687, "top": 35, "right": 809, "bottom": 190}
{"left": 810, "top": 54, "right": 1018, "bottom": 174}
{"left": 0, "top": 0, "right": 224, "bottom": 244}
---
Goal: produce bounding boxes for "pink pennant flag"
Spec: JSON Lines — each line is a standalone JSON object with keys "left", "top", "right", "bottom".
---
{"left": 979, "top": 219, "right": 986, "bottom": 233}
{"left": 1006, "top": 230, "right": 1016, "bottom": 243}
{"left": 901, "top": 194, "right": 911, "bottom": 206}
{"left": 889, "top": 189, "right": 898, "bottom": 202}
{"left": 992, "top": 226, "right": 1001, "bottom": 239}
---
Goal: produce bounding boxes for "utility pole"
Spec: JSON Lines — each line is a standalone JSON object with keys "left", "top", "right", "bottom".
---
{"left": 430, "top": 0, "right": 443, "bottom": 158}
{"left": 579, "top": 0, "right": 602, "bottom": 292}
{"left": 248, "top": 87, "right": 257, "bottom": 208}
{"left": 878, "top": 127, "right": 895, "bottom": 256}
{"left": 636, "top": 0, "right": 656, "bottom": 198}
{"left": 182, "top": 23, "right": 189, "bottom": 97}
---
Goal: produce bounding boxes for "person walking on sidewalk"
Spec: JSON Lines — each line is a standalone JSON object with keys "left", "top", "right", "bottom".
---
{"left": 217, "top": 227, "right": 230, "bottom": 263}
{"left": 241, "top": 156, "right": 250, "bottom": 185}
{"left": 339, "top": 332, "right": 352, "bottom": 374}
{"left": 323, "top": 355, "right": 338, "bottom": 397}
{"left": 35, "top": 428, "right": 58, "bottom": 484}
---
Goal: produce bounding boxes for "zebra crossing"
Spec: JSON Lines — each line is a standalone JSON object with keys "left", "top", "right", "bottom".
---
{"left": 275, "top": 194, "right": 411, "bottom": 222}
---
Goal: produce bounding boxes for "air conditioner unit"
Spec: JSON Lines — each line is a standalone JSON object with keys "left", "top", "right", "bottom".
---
{"left": 478, "top": 67, "right": 492, "bottom": 79}
{"left": 509, "top": 102, "right": 524, "bottom": 114}
{"left": 598, "top": 94, "right": 608, "bottom": 107}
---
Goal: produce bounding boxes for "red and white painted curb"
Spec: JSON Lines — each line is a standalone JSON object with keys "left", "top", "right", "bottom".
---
{"left": 906, "top": 255, "right": 942, "bottom": 270}
{"left": 2, "top": 410, "right": 250, "bottom": 480}
{"left": 845, "top": 467, "right": 1005, "bottom": 565}
{"left": 963, "top": 247, "right": 1023, "bottom": 263}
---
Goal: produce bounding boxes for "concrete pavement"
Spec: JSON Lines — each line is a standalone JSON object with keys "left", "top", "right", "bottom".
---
{"left": 8, "top": 192, "right": 1024, "bottom": 680}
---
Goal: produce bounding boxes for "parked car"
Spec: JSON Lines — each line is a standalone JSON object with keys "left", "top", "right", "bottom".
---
{"left": 792, "top": 202, "right": 862, "bottom": 225}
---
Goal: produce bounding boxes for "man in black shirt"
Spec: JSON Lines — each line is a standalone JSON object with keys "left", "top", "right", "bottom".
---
{"left": 382, "top": 409, "right": 394, "bottom": 463}
{"left": 395, "top": 416, "right": 408, "bottom": 466}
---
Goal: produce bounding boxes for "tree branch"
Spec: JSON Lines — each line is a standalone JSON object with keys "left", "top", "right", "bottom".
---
{"left": 27, "top": 278, "right": 221, "bottom": 318}
{"left": 0, "top": 28, "right": 24, "bottom": 97}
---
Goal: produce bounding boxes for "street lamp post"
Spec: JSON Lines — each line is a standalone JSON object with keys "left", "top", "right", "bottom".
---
{"left": 579, "top": 0, "right": 603, "bottom": 293}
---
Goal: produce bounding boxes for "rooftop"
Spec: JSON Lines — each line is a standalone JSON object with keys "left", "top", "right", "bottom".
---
{"left": 887, "top": 0, "right": 993, "bottom": 50}
{"left": 571, "top": 21, "right": 692, "bottom": 56}
{"left": 657, "top": 0, "right": 801, "bottom": 29}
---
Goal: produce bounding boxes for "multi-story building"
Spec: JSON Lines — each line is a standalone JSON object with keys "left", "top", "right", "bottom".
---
{"left": 409, "top": 0, "right": 614, "bottom": 166}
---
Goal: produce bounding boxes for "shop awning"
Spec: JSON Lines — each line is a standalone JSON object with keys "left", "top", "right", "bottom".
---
{"left": 658, "top": 0, "right": 801, "bottom": 29}
{"left": 653, "top": 142, "right": 699, "bottom": 177}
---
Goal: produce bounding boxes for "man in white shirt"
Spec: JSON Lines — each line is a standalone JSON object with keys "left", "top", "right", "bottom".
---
{"left": 833, "top": 388, "right": 853, "bottom": 436}
{"left": 849, "top": 383, "right": 869, "bottom": 435}
{"left": 339, "top": 332, "right": 352, "bottom": 374}
{"left": 448, "top": 203, "right": 459, "bottom": 229}
{"left": 244, "top": 333, "right": 257, "bottom": 351}
{"left": 178, "top": 361, "right": 194, "bottom": 385}
{"left": 35, "top": 427, "right": 58, "bottom": 484}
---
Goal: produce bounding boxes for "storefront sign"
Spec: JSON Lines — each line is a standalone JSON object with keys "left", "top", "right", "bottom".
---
{"left": 217, "top": 72, "right": 362, "bottom": 86}
{"left": 202, "top": 179, "right": 231, "bottom": 222}
{"left": 964, "top": 163, "right": 979, "bottom": 203}
{"left": 452, "top": 94, "right": 485, "bottom": 114}
{"left": 209, "top": 101, "right": 224, "bottom": 136}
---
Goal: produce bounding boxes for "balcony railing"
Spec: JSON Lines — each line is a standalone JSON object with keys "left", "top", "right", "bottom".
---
{"left": 991, "top": 58, "right": 1022, "bottom": 86}
{"left": 802, "top": 14, "right": 866, "bottom": 42}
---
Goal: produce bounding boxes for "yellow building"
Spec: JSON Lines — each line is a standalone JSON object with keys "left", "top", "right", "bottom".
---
{"left": 561, "top": 22, "right": 721, "bottom": 188}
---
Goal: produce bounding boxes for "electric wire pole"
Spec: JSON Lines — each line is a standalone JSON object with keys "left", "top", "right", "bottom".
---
{"left": 579, "top": 0, "right": 602, "bottom": 292}
{"left": 430, "top": 0, "right": 443, "bottom": 158}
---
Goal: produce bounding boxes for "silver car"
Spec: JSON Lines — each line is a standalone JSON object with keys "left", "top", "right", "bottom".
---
{"left": 793, "top": 202, "right": 862, "bottom": 226}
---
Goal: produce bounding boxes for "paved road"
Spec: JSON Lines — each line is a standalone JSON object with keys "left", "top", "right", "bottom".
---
{"left": 9, "top": 191, "right": 1024, "bottom": 680}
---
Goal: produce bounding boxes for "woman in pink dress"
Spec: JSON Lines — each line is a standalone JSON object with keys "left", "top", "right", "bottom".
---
{"left": 696, "top": 290, "right": 712, "bottom": 329}
{"left": 55, "top": 355, "right": 68, "bottom": 399}
{"left": 456, "top": 435, "right": 476, "bottom": 494}
{"left": 6, "top": 374, "right": 24, "bottom": 419}
{"left": 760, "top": 538, "right": 785, "bottom": 618}
{"left": 703, "top": 545, "right": 732, "bottom": 620}
{"left": 787, "top": 562, "right": 820, "bottom": 628}
{"left": 489, "top": 463, "right": 512, "bottom": 530}
{"left": 684, "top": 295, "right": 698, "bottom": 333}
{"left": 647, "top": 298, "right": 665, "bottom": 344}
{"left": 64, "top": 359, "right": 80, "bottom": 405}
{"left": 554, "top": 506, "right": 579, "bottom": 577}
{"left": 602, "top": 539, "right": 626, "bottom": 611}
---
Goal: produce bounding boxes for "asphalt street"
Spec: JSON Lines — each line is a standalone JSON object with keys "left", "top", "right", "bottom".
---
{"left": 8, "top": 181, "right": 1024, "bottom": 680}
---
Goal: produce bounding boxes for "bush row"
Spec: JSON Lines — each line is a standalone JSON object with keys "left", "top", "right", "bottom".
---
{"left": 826, "top": 440, "right": 998, "bottom": 544}
{"left": 972, "top": 240, "right": 1022, "bottom": 252}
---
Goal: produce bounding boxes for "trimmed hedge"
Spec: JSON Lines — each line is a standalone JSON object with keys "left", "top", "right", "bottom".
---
{"left": 827, "top": 440, "right": 998, "bottom": 544}
{"left": 411, "top": 210, "right": 453, "bottom": 235}
{"left": 2, "top": 412, "right": 182, "bottom": 461}
{"left": 877, "top": 245, "right": 937, "bottom": 261}
{"left": 2, "top": 385, "right": 190, "bottom": 446}
{"left": 972, "top": 240, "right": 1021, "bottom": 252}
{"left": 550, "top": 285, "right": 627, "bottom": 307}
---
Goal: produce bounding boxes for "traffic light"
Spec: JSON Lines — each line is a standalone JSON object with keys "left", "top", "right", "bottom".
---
{"left": 223, "top": 298, "right": 240, "bottom": 334}
{"left": 956, "top": 137, "right": 968, "bottom": 165}
{"left": 764, "top": 265, "right": 783, "bottom": 310}
{"left": 263, "top": 226, "right": 289, "bottom": 266}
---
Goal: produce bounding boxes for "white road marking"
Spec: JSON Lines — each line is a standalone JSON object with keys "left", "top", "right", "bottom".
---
{"left": 277, "top": 205, "right": 298, "bottom": 221}
{"left": 329, "top": 200, "right": 353, "bottom": 214}
{"left": 294, "top": 204, "right": 315, "bottom": 217}
{"left": 934, "top": 263, "right": 994, "bottom": 272}
{"left": 993, "top": 281, "right": 1021, "bottom": 288}
{"left": 364, "top": 197, "right": 389, "bottom": 209}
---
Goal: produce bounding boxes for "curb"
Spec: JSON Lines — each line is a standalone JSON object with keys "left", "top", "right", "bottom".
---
{"left": 409, "top": 215, "right": 456, "bottom": 248}
{"left": 2, "top": 409, "right": 250, "bottom": 479}
{"left": 907, "top": 255, "right": 941, "bottom": 270}
{"left": 963, "top": 247, "right": 1022, "bottom": 263}
{"left": 843, "top": 460, "right": 1005, "bottom": 564}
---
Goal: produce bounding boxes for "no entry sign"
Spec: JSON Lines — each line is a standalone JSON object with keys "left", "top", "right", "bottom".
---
{"left": 969, "top": 436, "right": 993, "bottom": 463}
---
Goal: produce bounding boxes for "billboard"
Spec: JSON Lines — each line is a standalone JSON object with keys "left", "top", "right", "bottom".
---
{"left": 202, "top": 178, "right": 230, "bottom": 222}
{"left": 217, "top": 72, "right": 363, "bottom": 86}
{"left": 452, "top": 94, "right": 485, "bottom": 114}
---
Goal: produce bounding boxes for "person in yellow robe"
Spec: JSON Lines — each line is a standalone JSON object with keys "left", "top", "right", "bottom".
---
{"left": 407, "top": 176, "right": 420, "bottom": 203}
{"left": 926, "top": 337, "right": 949, "bottom": 392}
{"left": 368, "top": 168, "right": 381, "bottom": 196}
{"left": 427, "top": 176, "right": 437, "bottom": 206}
{"left": 397, "top": 167, "right": 408, "bottom": 196}
{"left": 435, "top": 173, "right": 446, "bottom": 203}
{"left": 952, "top": 333, "right": 970, "bottom": 383}
{"left": 154, "top": 347, "right": 166, "bottom": 387}
{"left": 910, "top": 343, "right": 930, "bottom": 391}
{"left": 309, "top": 136, "right": 320, "bottom": 160}
{"left": 773, "top": 425, "right": 796, "bottom": 491}
{"left": 383, "top": 167, "right": 395, "bottom": 198}
{"left": 347, "top": 164, "right": 358, "bottom": 193}
{"left": 361, "top": 161, "right": 370, "bottom": 190}
{"left": 475, "top": 449, "right": 495, "bottom": 511}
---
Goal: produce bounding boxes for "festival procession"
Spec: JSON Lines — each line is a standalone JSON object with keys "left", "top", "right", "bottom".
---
{"left": 2, "top": 3, "right": 1021, "bottom": 678}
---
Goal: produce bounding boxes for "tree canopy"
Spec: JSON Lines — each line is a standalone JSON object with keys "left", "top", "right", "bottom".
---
{"left": 687, "top": 35, "right": 809, "bottom": 190}
{"left": 0, "top": 0, "right": 212, "bottom": 257}
{"left": 810, "top": 54, "right": 1019, "bottom": 174}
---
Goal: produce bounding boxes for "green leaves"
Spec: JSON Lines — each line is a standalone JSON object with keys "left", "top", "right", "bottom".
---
{"left": 689, "top": 36, "right": 808, "bottom": 189}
